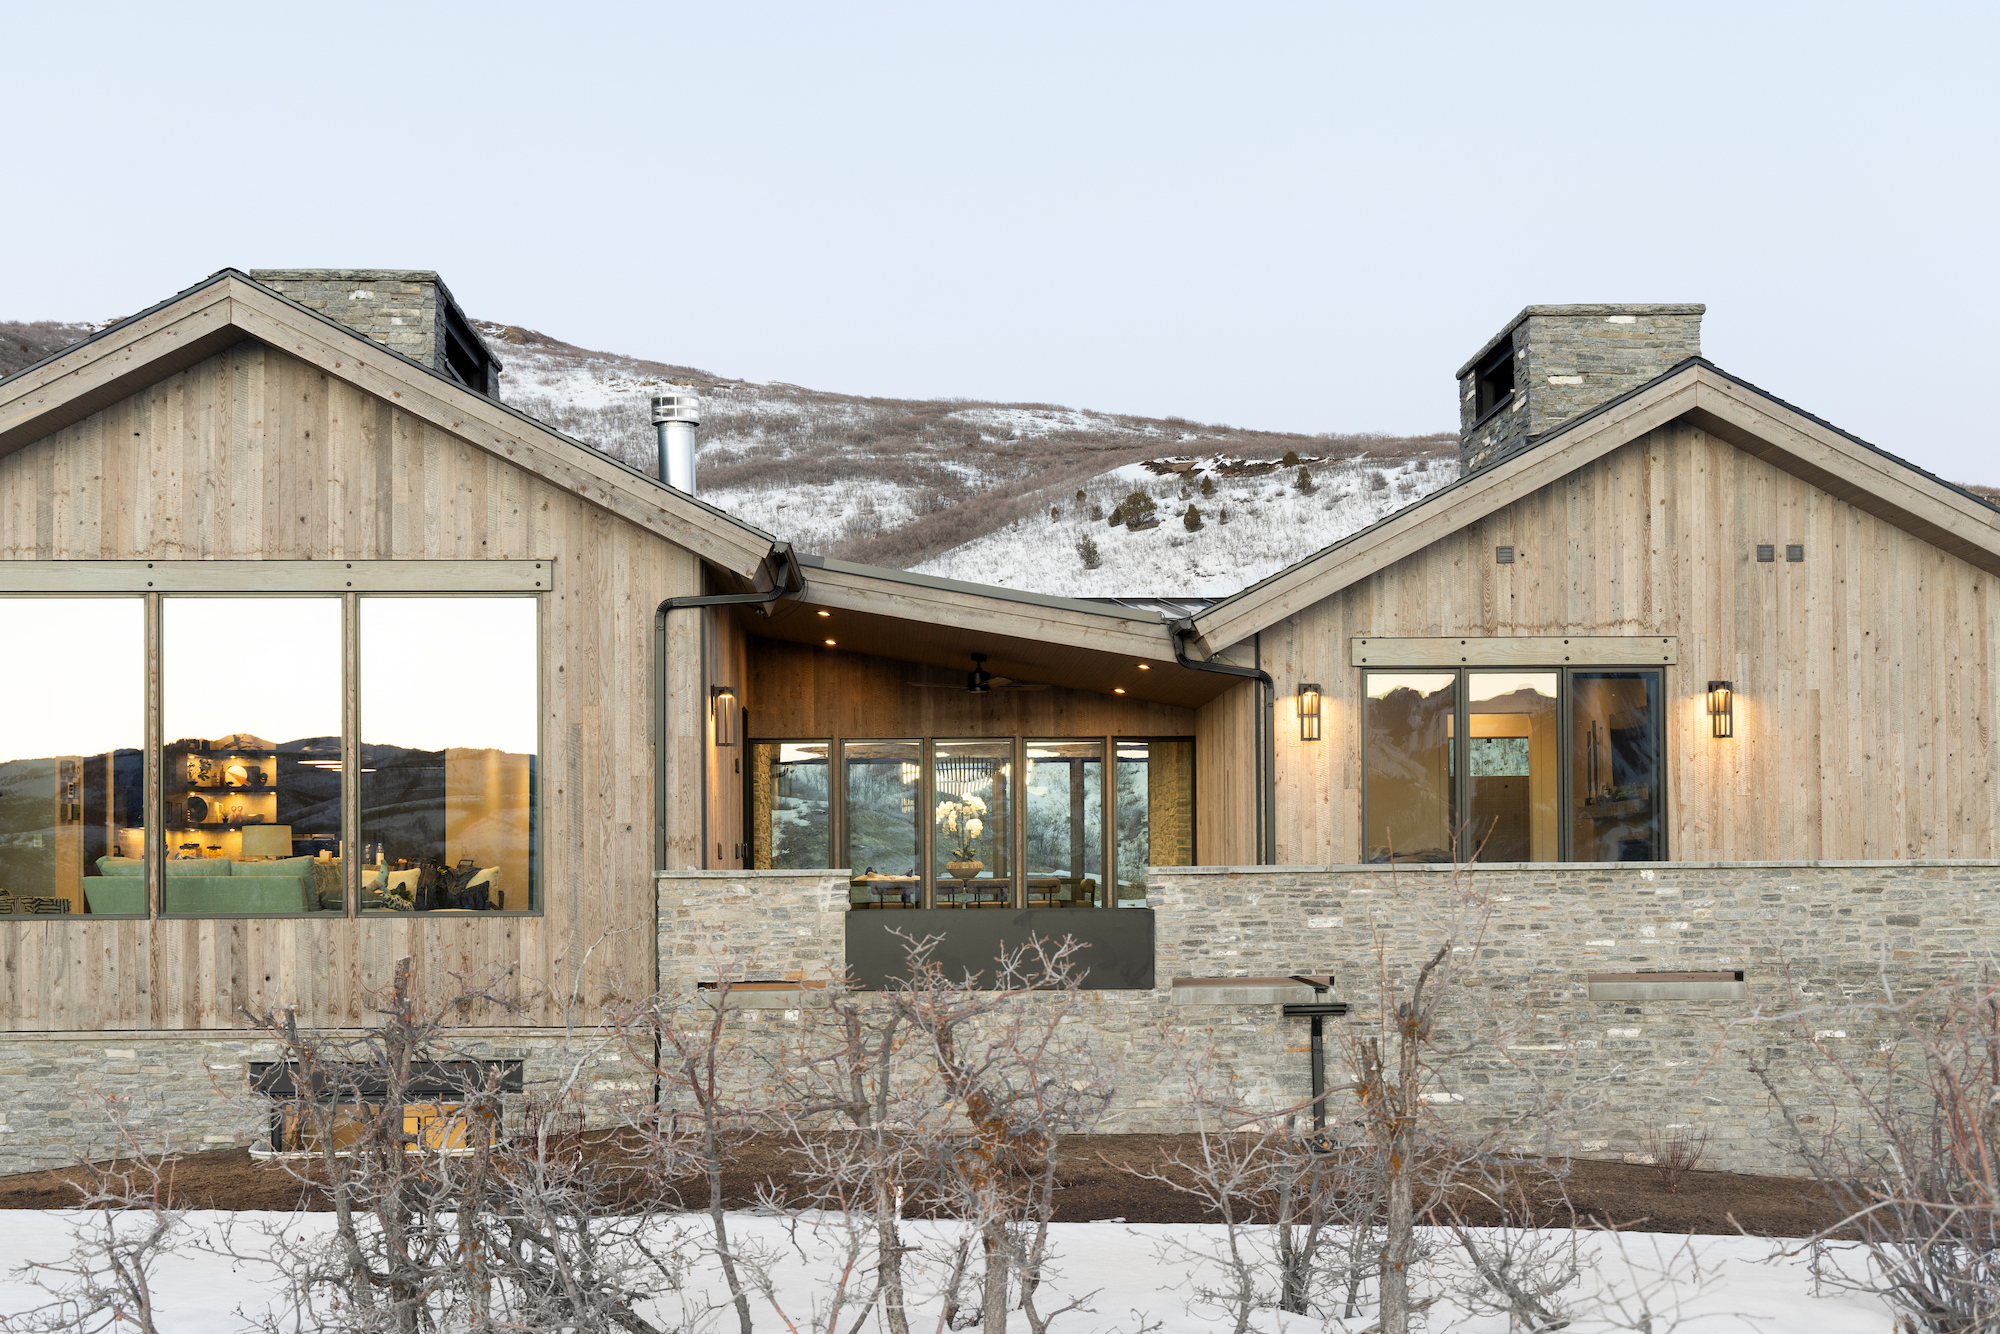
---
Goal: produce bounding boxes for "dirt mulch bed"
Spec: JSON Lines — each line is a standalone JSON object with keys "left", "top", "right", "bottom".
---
{"left": 0, "top": 1134, "right": 1840, "bottom": 1238}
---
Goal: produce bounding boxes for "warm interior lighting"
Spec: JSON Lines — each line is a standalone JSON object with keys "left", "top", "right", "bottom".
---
{"left": 823, "top": 638, "right": 836, "bottom": 646}
{"left": 1299, "top": 682, "right": 1323, "bottom": 741}
{"left": 1136, "top": 663, "right": 1150, "bottom": 670}
{"left": 709, "top": 685, "right": 739, "bottom": 747}
{"left": 1114, "top": 687, "right": 1126, "bottom": 694}
{"left": 1707, "top": 680, "right": 1734, "bottom": 739}
{"left": 816, "top": 610, "right": 830, "bottom": 618}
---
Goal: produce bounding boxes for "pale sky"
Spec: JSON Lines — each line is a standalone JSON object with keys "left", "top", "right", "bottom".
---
{"left": 3, "top": 3, "right": 1994, "bottom": 481}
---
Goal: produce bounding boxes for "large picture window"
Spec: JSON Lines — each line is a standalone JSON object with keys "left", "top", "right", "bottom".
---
{"left": 162, "top": 597, "right": 344, "bottom": 913}
{"left": 1364, "top": 667, "right": 1662, "bottom": 863}
{"left": 0, "top": 598, "right": 146, "bottom": 917}
{"left": 0, "top": 584, "right": 541, "bottom": 919}
{"left": 751, "top": 735, "right": 1192, "bottom": 909}
{"left": 359, "top": 597, "right": 538, "bottom": 913}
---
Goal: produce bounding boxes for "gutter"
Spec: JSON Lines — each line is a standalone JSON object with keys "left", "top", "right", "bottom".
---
{"left": 655, "top": 543, "right": 807, "bottom": 873}
{"left": 1170, "top": 618, "right": 1278, "bottom": 865}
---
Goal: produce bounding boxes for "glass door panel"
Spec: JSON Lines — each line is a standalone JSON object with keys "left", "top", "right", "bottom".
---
{"left": 1114, "top": 739, "right": 1193, "bottom": 907}
{"left": 1364, "top": 673, "right": 1457, "bottom": 863}
{"left": 1570, "top": 670, "right": 1664, "bottom": 861}
{"left": 750, "top": 742, "right": 831, "bottom": 870}
{"left": 1465, "top": 672, "right": 1559, "bottom": 862}
{"left": 841, "top": 740, "right": 920, "bottom": 909}
{"left": 1024, "top": 740, "right": 1102, "bottom": 908}
{"left": 932, "top": 739, "right": 1012, "bottom": 908}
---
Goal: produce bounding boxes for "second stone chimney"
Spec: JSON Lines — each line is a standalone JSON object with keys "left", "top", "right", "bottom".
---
{"left": 1456, "top": 303, "right": 1703, "bottom": 475}
{"left": 248, "top": 269, "right": 503, "bottom": 398}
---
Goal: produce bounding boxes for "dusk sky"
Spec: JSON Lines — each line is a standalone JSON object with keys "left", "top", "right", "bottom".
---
{"left": 5, "top": 2, "right": 1994, "bottom": 479}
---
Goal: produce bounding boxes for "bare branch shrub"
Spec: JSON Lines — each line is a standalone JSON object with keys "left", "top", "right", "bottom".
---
{"left": 1637, "top": 1123, "right": 1711, "bottom": 1194}
{"left": 1751, "top": 964, "right": 2000, "bottom": 1333}
{"left": 0, "top": 1096, "right": 187, "bottom": 1334}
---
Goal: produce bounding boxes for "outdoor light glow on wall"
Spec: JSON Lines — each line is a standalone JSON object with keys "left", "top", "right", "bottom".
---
{"left": 1707, "top": 681, "right": 1734, "bottom": 739}
{"left": 1299, "top": 682, "right": 1323, "bottom": 741}
{"left": 710, "top": 685, "right": 739, "bottom": 747}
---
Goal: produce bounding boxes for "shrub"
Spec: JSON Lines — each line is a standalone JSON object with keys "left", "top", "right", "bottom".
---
{"left": 1183, "top": 504, "right": 1203, "bottom": 532}
{"left": 1368, "top": 469, "right": 1388, "bottom": 492}
{"left": 1049, "top": 506, "right": 1060, "bottom": 521}
{"left": 1281, "top": 449, "right": 1300, "bottom": 466}
{"left": 1106, "top": 500, "right": 1126, "bottom": 527}
{"left": 1076, "top": 535, "right": 1102, "bottom": 569}
{"left": 1219, "top": 506, "right": 1229, "bottom": 524}
{"left": 1200, "top": 474, "right": 1216, "bottom": 497}
{"left": 1120, "top": 490, "right": 1158, "bottom": 530}
{"left": 1295, "top": 465, "right": 1317, "bottom": 495}
{"left": 1075, "top": 488, "right": 1086, "bottom": 503}
{"left": 1090, "top": 501, "right": 1105, "bottom": 521}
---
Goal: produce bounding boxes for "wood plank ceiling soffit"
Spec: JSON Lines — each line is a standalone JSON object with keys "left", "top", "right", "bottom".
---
{"left": 1191, "top": 364, "right": 2000, "bottom": 652}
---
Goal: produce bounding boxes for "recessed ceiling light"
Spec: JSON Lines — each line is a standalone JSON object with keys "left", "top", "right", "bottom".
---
{"left": 1114, "top": 687, "right": 1126, "bottom": 694}
{"left": 1136, "top": 663, "right": 1150, "bottom": 670}
{"left": 824, "top": 638, "right": 836, "bottom": 646}
{"left": 816, "top": 610, "right": 830, "bottom": 618}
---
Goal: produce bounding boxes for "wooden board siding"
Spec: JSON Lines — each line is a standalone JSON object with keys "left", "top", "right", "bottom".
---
{"left": 1195, "top": 680, "right": 1258, "bottom": 866}
{"left": 1258, "top": 420, "right": 2000, "bottom": 863}
{"left": 0, "top": 341, "right": 699, "bottom": 1030}
{"left": 745, "top": 637, "right": 1193, "bottom": 742}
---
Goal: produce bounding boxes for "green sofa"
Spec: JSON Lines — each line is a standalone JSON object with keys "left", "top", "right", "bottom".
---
{"left": 91, "top": 856, "right": 317, "bottom": 914}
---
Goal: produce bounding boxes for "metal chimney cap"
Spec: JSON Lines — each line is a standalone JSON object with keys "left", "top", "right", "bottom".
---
{"left": 650, "top": 393, "right": 700, "bottom": 425}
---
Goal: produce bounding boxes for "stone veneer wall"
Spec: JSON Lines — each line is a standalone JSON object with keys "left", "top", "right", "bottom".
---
{"left": 659, "top": 862, "right": 2000, "bottom": 1175}
{"left": 0, "top": 1031, "right": 643, "bottom": 1177}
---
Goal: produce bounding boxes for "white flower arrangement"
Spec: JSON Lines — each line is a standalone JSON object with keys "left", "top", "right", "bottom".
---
{"left": 936, "top": 793, "right": 988, "bottom": 862}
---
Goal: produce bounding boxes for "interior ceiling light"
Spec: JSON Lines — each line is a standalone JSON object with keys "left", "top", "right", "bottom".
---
{"left": 1114, "top": 687, "right": 1126, "bottom": 694}
{"left": 824, "top": 638, "right": 836, "bottom": 646}
{"left": 1137, "top": 663, "right": 1150, "bottom": 670}
{"left": 816, "top": 610, "right": 830, "bottom": 617}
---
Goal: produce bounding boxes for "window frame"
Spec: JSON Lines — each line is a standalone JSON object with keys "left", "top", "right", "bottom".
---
{"left": 0, "top": 564, "right": 551, "bottom": 922}
{"left": 1360, "top": 666, "right": 1667, "bottom": 864}
{"left": 756, "top": 733, "right": 1196, "bottom": 910}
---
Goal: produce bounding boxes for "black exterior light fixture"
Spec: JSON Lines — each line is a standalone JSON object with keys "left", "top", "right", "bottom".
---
{"left": 709, "top": 685, "right": 740, "bottom": 747}
{"left": 1299, "top": 682, "right": 1323, "bottom": 741}
{"left": 1707, "top": 681, "right": 1734, "bottom": 739}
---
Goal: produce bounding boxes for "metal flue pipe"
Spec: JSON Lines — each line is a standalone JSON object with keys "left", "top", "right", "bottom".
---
{"left": 651, "top": 393, "right": 700, "bottom": 494}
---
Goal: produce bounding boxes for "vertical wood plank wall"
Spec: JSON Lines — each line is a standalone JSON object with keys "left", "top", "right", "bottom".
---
{"left": 1257, "top": 421, "right": 2000, "bottom": 863}
{"left": 0, "top": 342, "right": 700, "bottom": 1030}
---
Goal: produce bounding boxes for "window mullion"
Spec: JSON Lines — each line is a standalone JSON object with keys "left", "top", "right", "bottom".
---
{"left": 343, "top": 592, "right": 359, "bottom": 916}
{"left": 144, "top": 592, "right": 161, "bottom": 921}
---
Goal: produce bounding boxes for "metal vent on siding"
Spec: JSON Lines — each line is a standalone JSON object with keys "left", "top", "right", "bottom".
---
{"left": 1786, "top": 543, "right": 1805, "bottom": 562}
{"left": 1756, "top": 544, "right": 1775, "bottom": 562}
{"left": 1495, "top": 546, "right": 1515, "bottom": 564}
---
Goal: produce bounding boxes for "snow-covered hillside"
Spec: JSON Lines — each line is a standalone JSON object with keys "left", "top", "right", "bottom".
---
{"left": 478, "top": 321, "right": 1456, "bottom": 596}
{"left": 918, "top": 455, "right": 1450, "bottom": 598}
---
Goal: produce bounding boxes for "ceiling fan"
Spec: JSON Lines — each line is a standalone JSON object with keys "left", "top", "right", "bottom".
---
{"left": 908, "top": 652, "right": 1049, "bottom": 692}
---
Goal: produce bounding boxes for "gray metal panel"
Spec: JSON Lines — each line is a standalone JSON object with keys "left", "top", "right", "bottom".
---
{"left": 844, "top": 909, "right": 1155, "bottom": 990}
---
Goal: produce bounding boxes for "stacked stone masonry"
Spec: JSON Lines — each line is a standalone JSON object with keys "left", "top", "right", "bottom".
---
{"left": 659, "top": 862, "right": 2000, "bottom": 1175}
{"left": 1457, "top": 304, "right": 1704, "bottom": 475}
{"left": 0, "top": 1031, "right": 642, "bottom": 1177}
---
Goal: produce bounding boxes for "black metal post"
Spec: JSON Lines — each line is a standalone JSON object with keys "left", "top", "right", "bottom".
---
{"left": 1282, "top": 974, "right": 1346, "bottom": 1133}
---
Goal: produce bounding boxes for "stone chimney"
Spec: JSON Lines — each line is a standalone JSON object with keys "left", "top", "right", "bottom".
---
{"left": 247, "top": 269, "right": 502, "bottom": 398}
{"left": 1456, "top": 303, "right": 1703, "bottom": 475}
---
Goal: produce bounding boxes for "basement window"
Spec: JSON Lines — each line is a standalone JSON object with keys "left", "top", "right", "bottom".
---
{"left": 1473, "top": 340, "right": 1517, "bottom": 423}
{"left": 249, "top": 1059, "right": 524, "bottom": 1153}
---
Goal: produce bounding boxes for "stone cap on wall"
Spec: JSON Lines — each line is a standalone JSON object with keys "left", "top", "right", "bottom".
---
{"left": 1150, "top": 859, "right": 2000, "bottom": 873}
{"left": 1455, "top": 303, "right": 1708, "bottom": 378}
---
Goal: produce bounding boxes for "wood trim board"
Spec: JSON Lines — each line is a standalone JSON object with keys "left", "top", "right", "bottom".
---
{"left": 0, "top": 560, "right": 554, "bottom": 592}
{"left": 1350, "top": 636, "right": 1677, "bottom": 667}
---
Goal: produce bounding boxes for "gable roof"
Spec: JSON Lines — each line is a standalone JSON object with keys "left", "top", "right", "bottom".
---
{"left": 0, "top": 269, "right": 779, "bottom": 579}
{"left": 1189, "top": 357, "right": 2000, "bottom": 652}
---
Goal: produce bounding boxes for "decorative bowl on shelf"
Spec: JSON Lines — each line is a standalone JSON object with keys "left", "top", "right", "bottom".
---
{"left": 944, "top": 860, "right": 984, "bottom": 877}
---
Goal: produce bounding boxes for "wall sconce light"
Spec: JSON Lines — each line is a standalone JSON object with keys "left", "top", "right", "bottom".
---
{"left": 1299, "top": 682, "right": 1323, "bottom": 741}
{"left": 710, "top": 685, "right": 739, "bottom": 747}
{"left": 1707, "top": 680, "right": 1734, "bottom": 739}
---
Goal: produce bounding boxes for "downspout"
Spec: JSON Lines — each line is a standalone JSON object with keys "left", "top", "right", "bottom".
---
{"left": 654, "top": 543, "right": 806, "bottom": 872}
{"left": 1169, "top": 617, "right": 1277, "bottom": 866}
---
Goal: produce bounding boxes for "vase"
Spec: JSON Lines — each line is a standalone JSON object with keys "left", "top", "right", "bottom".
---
{"left": 945, "top": 860, "right": 984, "bottom": 878}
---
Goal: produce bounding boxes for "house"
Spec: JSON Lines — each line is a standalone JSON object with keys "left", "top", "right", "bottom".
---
{"left": 2, "top": 276, "right": 1992, "bottom": 1173}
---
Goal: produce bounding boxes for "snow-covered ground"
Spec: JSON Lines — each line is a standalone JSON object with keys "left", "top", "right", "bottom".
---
{"left": 0, "top": 1211, "right": 1896, "bottom": 1333}
{"left": 916, "top": 455, "right": 1452, "bottom": 598}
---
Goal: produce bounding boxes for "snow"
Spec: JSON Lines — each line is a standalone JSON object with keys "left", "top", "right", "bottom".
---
{"left": 914, "top": 457, "right": 1453, "bottom": 598}
{"left": 0, "top": 1211, "right": 1896, "bottom": 1333}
